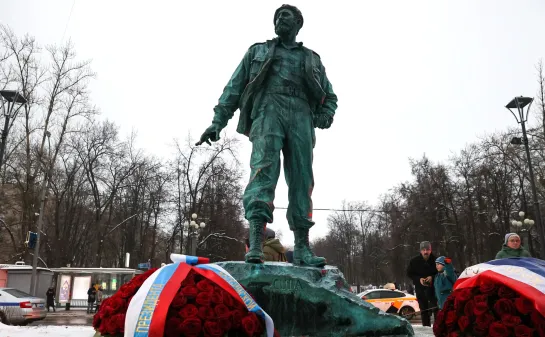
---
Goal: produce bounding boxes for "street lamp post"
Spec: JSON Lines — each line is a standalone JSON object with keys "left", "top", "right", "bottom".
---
{"left": 0, "top": 90, "right": 27, "bottom": 172}
{"left": 187, "top": 213, "right": 206, "bottom": 256}
{"left": 506, "top": 96, "right": 545, "bottom": 255}
{"left": 29, "top": 131, "right": 52, "bottom": 296}
{"left": 511, "top": 211, "right": 536, "bottom": 254}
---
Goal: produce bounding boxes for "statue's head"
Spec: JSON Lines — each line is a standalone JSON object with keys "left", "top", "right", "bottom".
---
{"left": 274, "top": 4, "right": 303, "bottom": 38}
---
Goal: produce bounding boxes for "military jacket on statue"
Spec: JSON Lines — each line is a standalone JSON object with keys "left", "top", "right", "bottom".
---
{"left": 212, "top": 38, "right": 338, "bottom": 138}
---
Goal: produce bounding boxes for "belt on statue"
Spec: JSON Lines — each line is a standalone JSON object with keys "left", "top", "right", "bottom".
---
{"left": 266, "top": 85, "right": 308, "bottom": 100}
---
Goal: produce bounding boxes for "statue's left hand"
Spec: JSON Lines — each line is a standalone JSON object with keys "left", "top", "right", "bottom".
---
{"left": 313, "top": 113, "right": 333, "bottom": 129}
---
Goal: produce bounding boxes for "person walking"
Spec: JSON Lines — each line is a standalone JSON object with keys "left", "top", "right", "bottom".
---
{"left": 406, "top": 241, "right": 438, "bottom": 327}
{"left": 45, "top": 287, "right": 56, "bottom": 312}
{"left": 87, "top": 285, "right": 97, "bottom": 314}
{"left": 495, "top": 233, "right": 532, "bottom": 259}
{"left": 263, "top": 228, "right": 287, "bottom": 262}
{"left": 94, "top": 286, "right": 103, "bottom": 313}
{"left": 434, "top": 256, "right": 457, "bottom": 309}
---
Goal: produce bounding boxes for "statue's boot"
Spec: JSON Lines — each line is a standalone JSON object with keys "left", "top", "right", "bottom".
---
{"left": 293, "top": 229, "right": 326, "bottom": 267}
{"left": 245, "top": 222, "right": 265, "bottom": 264}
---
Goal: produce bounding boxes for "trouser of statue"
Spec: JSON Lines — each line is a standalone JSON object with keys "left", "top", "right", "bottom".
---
{"left": 243, "top": 93, "right": 325, "bottom": 267}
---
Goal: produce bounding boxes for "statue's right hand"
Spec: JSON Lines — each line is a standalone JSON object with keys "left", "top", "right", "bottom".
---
{"left": 195, "top": 124, "right": 222, "bottom": 146}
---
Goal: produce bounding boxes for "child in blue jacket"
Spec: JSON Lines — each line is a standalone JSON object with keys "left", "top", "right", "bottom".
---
{"left": 434, "top": 256, "right": 457, "bottom": 309}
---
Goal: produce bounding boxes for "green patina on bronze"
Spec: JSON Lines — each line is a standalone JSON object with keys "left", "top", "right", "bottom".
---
{"left": 216, "top": 262, "right": 415, "bottom": 337}
{"left": 197, "top": 5, "right": 337, "bottom": 268}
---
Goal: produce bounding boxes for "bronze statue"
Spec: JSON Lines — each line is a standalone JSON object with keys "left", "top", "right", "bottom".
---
{"left": 197, "top": 4, "right": 338, "bottom": 267}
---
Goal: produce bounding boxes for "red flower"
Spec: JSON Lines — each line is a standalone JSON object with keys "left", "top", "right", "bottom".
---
{"left": 514, "top": 297, "right": 533, "bottom": 315}
{"left": 119, "top": 284, "right": 137, "bottom": 299}
{"left": 242, "top": 313, "right": 258, "bottom": 336}
{"left": 211, "top": 290, "right": 224, "bottom": 305}
{"left": 196, "top": 292, "right": 212, "bottom": 306}
{"left": 458, "top": 315, "right": 470, "bottom": 332}
{"left": 214, "top": 304, "right": 231, "bottom": 319}
{"left": 171, "top": 294, "right": 188, "bottom": 309}
{"left": 183, "top": 272, "right": 196, "bottom": 286}
{"left": 493, "top": 299, "right": 516, "bottom": 317}
{"left": 219, "top": 317, "right": 232, "bottom": 332}
{"left": 447, "top": 332, "right": 461, "bottom": 337}
{"left": 498, "top": 286, "right": 517, "bottom": 299}
{"left": 231, "top": 309, "right": 246, "bottom": 329}
{"left": 474, "top": 301, "right": 489, "bottom": 316}
{"left": 179, "top": 304, "right": 199, "bottom": 319}
{"left": 464, "top": 300, "right": 476, "bottom": 318}
{"left": 223, "top": 292, "right": 235, "bottom": 307}
{"left": 165, "top": 317, "right": 183, "bottom": 337}
{"left": 204, "top": 321, "right": 224, "bottom": 337}
{"left": 476, "top": 313, "right": 496, "bottom": 326}
{"left": 198, "top": 306, "right": 216, "bottom": 321}
{"left": 181, "top": 285, "right": 199, "bottom": 298}
{"left": 474, "top": 320, "right": 489, "bottom": 336}
{"left": 537, "top": 322, "right": 545, "bottom": 337}
{"left": 446, "top": 310, "right": 458, "bottom": 328}
{"left": 110, "top": 297, "right": 126, "bottom": 313}
{"left": 501, "top": 314, "right": 522, "bottom": 328}
{"left": 514, "top": 325, "right": 535, "bottom": 337}
{"left": 488, "top": 322, "right": 510, "bottom": 337}
{"left": 180, "top": 317, "right": 202, "bottom": 337}
{"left": 480, "top": 281, "right": 497, "bottom": 295}
{"left": 474, "top": 294, "right": 488, "bottom": 304}
{"left": 196, "top": 279, "right": 215, "bottom": 294}
{"left": 531, "top": 311, "right": 545, "bottom": 325}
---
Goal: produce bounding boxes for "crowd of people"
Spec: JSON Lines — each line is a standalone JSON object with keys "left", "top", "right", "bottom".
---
{"left": 405, "top": 232, "right": 532, "bottom": 327}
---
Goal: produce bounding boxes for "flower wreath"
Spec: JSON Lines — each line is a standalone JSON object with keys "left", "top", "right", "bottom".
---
{"left": 433, "top": 258, "right": 545, "bottom": 337}
{"left": 93, "top": 255, "right": 281, "bottom": 337}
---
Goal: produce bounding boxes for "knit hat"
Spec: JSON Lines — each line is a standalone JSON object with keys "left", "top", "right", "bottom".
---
{"left": 504, "top": 233, "right": 520, "bottom": 245}
{"left": 435, "top": 256, "right": 446, "bottom": 266}
{"left": 420, "top": 241, "right": 431, "bottom": 250}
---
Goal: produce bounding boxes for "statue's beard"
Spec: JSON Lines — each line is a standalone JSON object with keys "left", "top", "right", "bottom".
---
{"left": 275, "top": 22, "right": 293, "bottom": 37}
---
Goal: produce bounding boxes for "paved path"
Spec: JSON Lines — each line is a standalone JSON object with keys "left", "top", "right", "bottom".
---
{"left": 29, "top": 310, "right": 94, "bottom": 326}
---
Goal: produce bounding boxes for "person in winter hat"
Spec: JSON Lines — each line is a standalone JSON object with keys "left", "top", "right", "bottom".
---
{"left": 263, "top": 228, "right": 287, "bottom": 262}
{"left": 406, "top": 241, "right": 438, "bottom": 327}
{"left": 434, "top": 256, "right": 457, "bottom": 309}
{"left": 495, "top": 233, "right": 531, "bottom": 259}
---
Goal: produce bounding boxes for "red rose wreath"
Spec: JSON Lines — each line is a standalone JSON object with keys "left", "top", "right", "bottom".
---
{"left": 433, "top": 284, "right": 545, "bottom": 337}
{"left": 93, "top": 268, "right": 281, "bottom": 337}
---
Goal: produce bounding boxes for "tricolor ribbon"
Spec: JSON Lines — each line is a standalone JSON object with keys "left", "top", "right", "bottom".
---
{"left": 124, "top": 254, "right": 274, "bottom": 337}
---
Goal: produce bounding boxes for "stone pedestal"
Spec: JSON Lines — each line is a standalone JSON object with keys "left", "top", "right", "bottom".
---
{"left": 215, "top": 262, "right": 414, "bottom": 337}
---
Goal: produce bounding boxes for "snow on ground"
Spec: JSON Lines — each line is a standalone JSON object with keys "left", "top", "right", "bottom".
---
{"left": 412, "top": 325, "right": 434, "bottom": 336}
{"left": 0, "top": 323, "right": 95, "bottom": 337}
{"left": 0, "top": 323, "right": 433, "bottom": 337}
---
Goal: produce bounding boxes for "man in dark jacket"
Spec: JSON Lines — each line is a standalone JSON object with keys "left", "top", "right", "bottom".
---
{"left": 87, "top": 285, "right": 97, "bottom": 314}
{"left": 406, "top": 241, "right": 438, "bottom": 327}
{"left": 45, "top": 287, "right": 56, "bottom": 312}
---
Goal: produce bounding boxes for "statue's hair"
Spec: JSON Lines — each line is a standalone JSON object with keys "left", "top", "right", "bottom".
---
{"left": 274, "top": 4, "right": 304, "bottom": 29}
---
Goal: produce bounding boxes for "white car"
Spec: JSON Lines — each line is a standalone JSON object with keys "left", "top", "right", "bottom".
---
{"left": 0, "top": 288, "right": 47, "bottom": 325}
{"left": 358, "top": 289, "right": 420, "bottom": 320}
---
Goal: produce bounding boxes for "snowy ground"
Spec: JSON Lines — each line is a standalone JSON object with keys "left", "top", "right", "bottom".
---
{"left": 0, "top": 324, "right": 94, "bottom": 337}
{"left": 0, "top": 324, "right": 433, "bottom": 337}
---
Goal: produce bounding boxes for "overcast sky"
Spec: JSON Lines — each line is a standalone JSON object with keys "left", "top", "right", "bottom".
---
{"left": 3, "top": 0, "right": 545, "bottom": 245}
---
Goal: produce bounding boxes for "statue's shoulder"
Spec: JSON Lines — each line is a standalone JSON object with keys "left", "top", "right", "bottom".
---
{"left": 248, "top": 41, "right": 269, "bottom": 53}
{"left": 249, "top": 41, "right": 267, "bottom": 49}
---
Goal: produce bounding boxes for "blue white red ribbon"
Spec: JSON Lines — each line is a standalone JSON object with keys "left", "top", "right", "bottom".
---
{"left": 124, "top": 254, "right": 274, "bottom": 337}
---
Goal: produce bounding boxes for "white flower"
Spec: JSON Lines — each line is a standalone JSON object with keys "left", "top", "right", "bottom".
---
{"left": 519, "top": 211, "right": 525, "bottom": 218}
{"left": 192, "top": 213, "right": 198, "bottom": 219}
{"left": 200, "top": 222, "right": 206, "bottom": 229}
